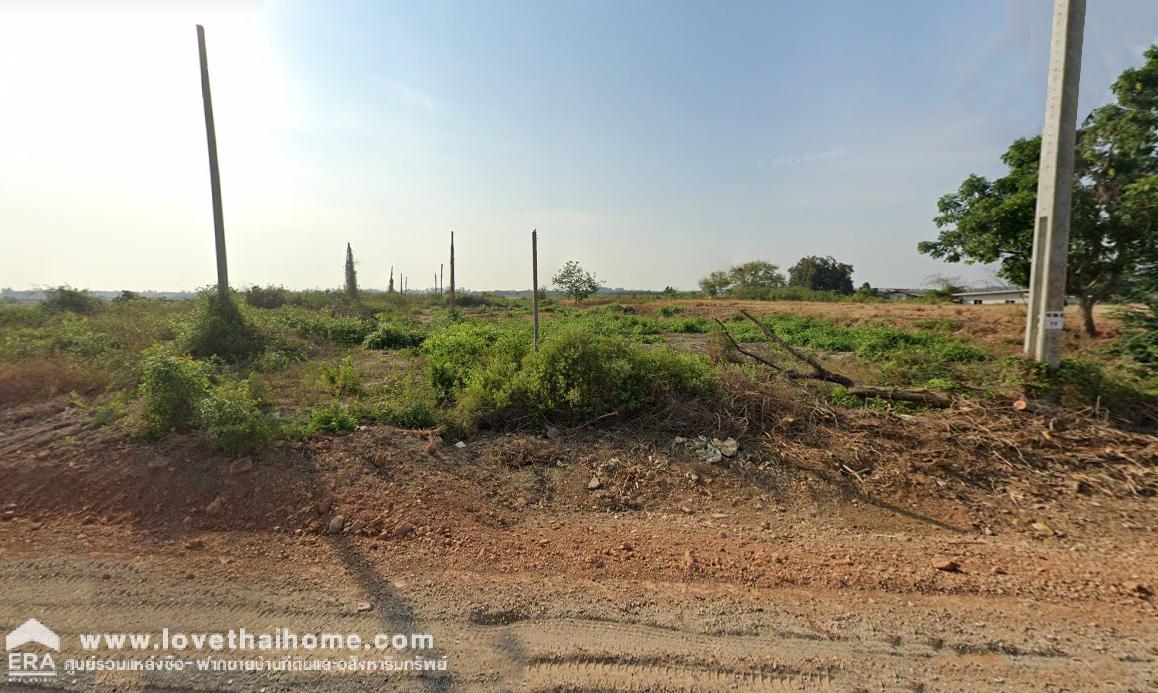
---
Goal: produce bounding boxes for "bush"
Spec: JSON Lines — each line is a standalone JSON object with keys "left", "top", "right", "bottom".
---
{"left": 244, "top": 285, "right": 290, "bottom": 309}
{"left": 1113, "top": 302, "right": 1157, "bottom": 371}
{"left": 363, "top": 317, "right": 424, "bottom": 349}
{"left": 43, "top": 286, "right": 101, "bottom": 314}
{"left": 307, "top": 404, "right": 358, "bottom": 433}
{"left": 658, "top": 305, "right": 684, "bottom": 317}
{"left": 198, "top": 380, "right": 270, "bottom": 453}
{"left": 663, "top": 316, "right": 711, "bottom": 333}
{"left": 140, "top": 352, "right": 210, "bottom": 434}
{"left": 380, "top": 391, "right": 438, "bottom": 429}
{"left": 423, "top": 321, "right": 530, "bottom": 397}
{"left": 453, "top": 293, "right": 509, "bottom": 308}
{"left": 322, "top": 356, "right": 361, "bottom": 396}
{"left": 183, "top": 291, "right": 263, "bottom": 362}
{"left": 517, "top": 327, "right": 712, "bottom": 418}
{"left": 271, "top": 306, "right": 374, "bottom": 346}
{"left": 436, "top": 323, "right": 713, "bottom": 429}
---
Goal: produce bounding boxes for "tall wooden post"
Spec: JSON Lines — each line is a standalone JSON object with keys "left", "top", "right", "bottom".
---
{"left": 448, "top": 231, "right": 456, "bottom": 312}
{"left": 532, "top": 229, "right": 540, "bottom": 352}
{"left": 197, "top": 25, "right": 229, "bottom": 299}
{"left": 440, "top": 263, "right": 444, "bottom": 295}
{"left": 1024, "top": 0, "right": 1085, "bottom": 367}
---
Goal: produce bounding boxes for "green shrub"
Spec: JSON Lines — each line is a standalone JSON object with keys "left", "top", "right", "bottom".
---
{"left": 436, "top": 324, "right": 713, "bottom": 429}
{"left": 0, "top": 314, "right": 110, "bottom": 360}
{"left": 43, "top": 286, "right": 101, "bottom": 314}
{"left": 363, "top": 317, "right": 424, "bottom": 349}
{"left": 140, "top": 352, "right": 211, "bottom": 434}
{"left": 183, "top": 291, "right": 263, "bottom": 362}
{"left": 252, "top": 349, "right": 291, "bottom": 373}
{"left": 270, "top": 306, "right": 374, "bottom": 346}
{"left": 423, "top": 320, "right": 531, "bottom": 397}
{"left": 658, "top": 305, "right": 684, "bottom": 317}
{"left": 518, "top": 327, "right": 712, "bottom": 418}
{"left": 453, "top": 293, "right": 509, "bottom": 308}
{"left": 1113, "top": 302, "right": 1157, "bottom": 372}
{"left": 307, "top": 404, "right": 358, "bottom": 433}
{"left": 663, "top": 316, "right": 712, "bottom": 333}
{"left": 322, "top": 356, "right": 361, "bottom": 396}
{"left": 380, "top": 393, "right": 437, "bottom": 429}
{"left": 244, "top": 285, "right": 290, "bottom": 309}
{"left": 198, "top": 380, "right": 270, "bottom": 453}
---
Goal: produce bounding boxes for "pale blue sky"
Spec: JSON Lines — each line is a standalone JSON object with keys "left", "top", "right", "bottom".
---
{"left": 2, "top": 1, "right": 1156, "bottom": 292}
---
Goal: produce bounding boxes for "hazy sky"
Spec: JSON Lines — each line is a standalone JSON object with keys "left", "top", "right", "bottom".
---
{"left": 2, "top": 1, "right": 1157, "bottom": 292}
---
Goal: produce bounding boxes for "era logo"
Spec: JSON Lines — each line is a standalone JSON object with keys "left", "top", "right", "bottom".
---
{"left": 6, "top": 619, "right": 59, "bottom": 682}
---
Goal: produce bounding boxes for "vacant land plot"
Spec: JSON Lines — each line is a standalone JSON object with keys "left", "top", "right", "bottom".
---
{"left": 0, "top": 294, "right": 1154, "bottom": 690}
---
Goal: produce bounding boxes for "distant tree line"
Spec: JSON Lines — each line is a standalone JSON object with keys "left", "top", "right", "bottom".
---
{"left": 699, "top": 256, "right": 856, "bottom": 299}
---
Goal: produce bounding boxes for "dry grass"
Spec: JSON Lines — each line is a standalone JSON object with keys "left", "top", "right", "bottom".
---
{"left": 0, "top": 358, "right": 108, "bottom": 407}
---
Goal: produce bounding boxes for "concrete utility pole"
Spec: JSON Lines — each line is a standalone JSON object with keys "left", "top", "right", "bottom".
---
{"left": 448, "top": 231, "right": 456, "bottom": 312}
{"left": 532, "top": 229, "right": 540, "bottom": 352}
{"left": 197, "top": 25, "right": 229, "bottom": 300}
{"left": 1024, "top": 0, "right": 1085, "bottom": 367}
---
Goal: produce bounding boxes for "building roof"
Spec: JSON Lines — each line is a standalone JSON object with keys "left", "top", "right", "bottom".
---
{"left": 952, "top": 288, "right": 1027, "bottom": 297}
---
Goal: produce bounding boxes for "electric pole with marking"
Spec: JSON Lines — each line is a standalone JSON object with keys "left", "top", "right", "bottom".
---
{"left": 1023, "top": 0, "right": 1085, "bottom": 367}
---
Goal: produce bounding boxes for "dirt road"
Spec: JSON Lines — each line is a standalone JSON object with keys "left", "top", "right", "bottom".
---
{"left": 1, "top": 401, "right": 1155, "bottom": 690}
{"left": 2, "top": 508, "right": 1155, "bottom": 691}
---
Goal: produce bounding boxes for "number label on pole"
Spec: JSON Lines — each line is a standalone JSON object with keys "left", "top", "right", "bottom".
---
{"left": 1044, "top": 311, "right": 1064, "bottom": 330}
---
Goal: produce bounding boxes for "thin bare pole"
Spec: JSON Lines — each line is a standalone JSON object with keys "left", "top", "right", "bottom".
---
{"left": 440, "top": 263, "right": 444, "bottom": 295}
{"left": 532, "top": 229, "right": 540, "bottom": 352}
{"left": 197, "top": 25, "right": 228, "bottom": 299}
{"left": 448, "top": 231, "right": 456, "bottom": 312}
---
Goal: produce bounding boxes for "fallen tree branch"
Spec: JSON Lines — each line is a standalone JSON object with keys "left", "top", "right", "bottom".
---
{"left": 738, "top": 310, "right": 854, "bottom": 386}
{"left": 847, "top": 386, "right": 951, "bottom": 408}
{"left": 711, "top": 318, "right": 782, "bottom": 370}
{"left": 711, "top": 311, "right": 953, "bottom": 408}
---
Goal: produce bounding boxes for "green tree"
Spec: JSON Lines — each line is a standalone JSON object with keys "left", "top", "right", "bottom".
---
{"left": 552, "top": 260, "right": 603, "bottom": 304}
{"left": 698, "top": 261, "right": 785, "bottom": 298}
{"left": 698, "top": 270, "right": 731, "bottom": 298}
{"left": 919, "top": 45, "right": 1158, "bottom": 336}
{"left": 787, "top": 256, "right": 855, "bottom": 294}
{"left": 344, "top": 242, "right": 358, "bottom": 298}
{"left": 728, "top": 260, "right": 786, "bottom": 290}
{"left": 43, "top": 286, "right": 101, "bottom": 314}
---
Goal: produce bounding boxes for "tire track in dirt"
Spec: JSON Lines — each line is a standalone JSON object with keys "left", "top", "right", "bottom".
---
{"left": 525, "top": 657, "right": 831, "bottom": 692}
